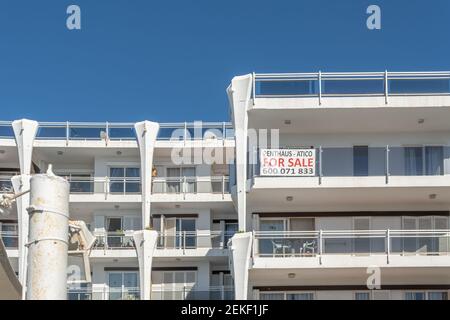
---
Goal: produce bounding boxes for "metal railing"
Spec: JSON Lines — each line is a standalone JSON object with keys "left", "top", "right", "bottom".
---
{"left": 151, "top": 286, "right": 234, "bottom": 300}
{"left": 152, "top": 176, "right": 230, "bottom": 198}
{"left": 65, "top": 176, "right": 141, "bottom": 195}
{"left": 157, "top": 231, "right": 235, "bottom": 252}
{"left": 93, "top": 232, "right": 136, "bottom": 250}
{"left": 0, "top": 121, "right": 234, "bottom": 141}
{"left": 67, "top": 287, "right": 140, "bottom": 300}
{"left": 252, "top": 146, "right": 449, "bottom": 184}
{"left": 252, "top": 71, "right": 450, "bottom": 104}
{"left": 0, "top": 231, "right": 18, "bottom": 249}
{"left": 254, "top": 230, "right": 450, "bottom": 263}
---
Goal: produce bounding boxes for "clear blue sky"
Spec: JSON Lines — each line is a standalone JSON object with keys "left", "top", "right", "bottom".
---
{"left": 1, "top": 0, "right": 450, "bottom": 122}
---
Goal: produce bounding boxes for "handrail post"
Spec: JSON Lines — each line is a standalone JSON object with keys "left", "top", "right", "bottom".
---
{"left": 252, "top": 72, "right": 256, "bottom": 106}
{"left": 222, "top": 122, "right": 226, "bottom": 145}
{"left": 222, "top": 175, "right": 225, "bottom": 200}
{"left": 184, "top": 122, "right": 187, "bottom": 146}
{"left": 385, "top": 145, "right": 390, "bottom": 184}
{"left": 318, "top": 70, "right": 322, "bottom": 106}
{"left": 105, "top": 176, "right": 109, "bottom": 200}
{"left": 384, "top": 70, "right": 389, "bottom": 105}
{"left": 66, "top": 121, "right": 70, "bottom": 146}
{"left": 183, "top": 231, "right": 186, "bottom": 255}
{"left": 318, "top": 229, "right": 323, "bottom": 265}
{"left": 386, "top": 229, "right": 390, "bottom": 264}
{"left": 105, "top": 121, "right": 109, "bottom": 146}
{"left": 183, "top": 176, "right": 186, "bottom": 200}
{"left": 319, "top": 146, "right": 323, "bottom": 185}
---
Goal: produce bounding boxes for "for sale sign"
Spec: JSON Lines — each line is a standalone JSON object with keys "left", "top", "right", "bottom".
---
{"left": 259, "top": 149, "right": 316, "bottom": 176}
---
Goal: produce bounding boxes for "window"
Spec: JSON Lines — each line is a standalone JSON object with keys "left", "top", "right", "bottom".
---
{"left": 109, "top": 167, "right": 140, "bottom": 193}
{"left": 259, "top": 293, "right": 284, "bottom": 300}
{"left": 59, "top": 173, "right": 93, "bottom": 193}
{"left": 353, "top": 146, "right": 369, "bottom": 176}
{"left": 106, "top": 217, "right": 123, "bottom": 248}
{"left": 405, "top": 292, "right": 426, "bottom": 300}
{"left": 404, "top": 146, "right": 444, "bottom": 176}
{"left": 0, "top": 223, "right": 18, "bottom": 248}
{"left": 286, "top": 293, "right": 314, "bottom": 300}
{"left": 428, "top": 291, "right": 448, "bottom": 300}
{"left": 401, "top": 216, "right": 449, "bottom": 254}
{"left": 354, "top": 292, "right": 370, "bottom": 300}
{"left": 162, "top": 271, "right": 197, "bottom": 300}
{"left": 163, "top": 218, "right": 197, "bottom": 249}
{"left": 166, "top": 167, "right": 196, "bottom": 193}
{"left": 108, "top": 272, "right": 139, "bottom": 300}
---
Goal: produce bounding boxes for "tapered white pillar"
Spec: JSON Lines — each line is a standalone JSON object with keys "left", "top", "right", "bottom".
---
{"left": 229, "top": 232, "right": 253, "bottom": 300}
{"left": 134, "top": 121, "right": 159, "bottom": 300}
{"left": 11, "top": 119, "right": 38, "bottom": 297}
{"left": 227, "top": 75, "right": 252, "bottom": 231}
{"left": 134, "top": 121, "right": 159, "bottom": 229}
{"left": 133, "top": 230, "right": 158, "bottom": 300}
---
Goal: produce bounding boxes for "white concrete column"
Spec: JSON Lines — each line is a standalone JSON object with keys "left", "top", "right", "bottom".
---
{"left": 229, "top": 232, "right": 252, "bottom": 300}
{"left": 227, "top": 75, "right": 252, "bottom": 232}
{"left": 11, "top": 119, "right": 38, "bottom": 296}
{"left": 134, "top": 121, "right": 159, "bottom": 229}
{"left": 26, "top": 171, "right": 70, "bottom": 300}
{"left": 133, "top": 230, "right": 158, "bottom": 300}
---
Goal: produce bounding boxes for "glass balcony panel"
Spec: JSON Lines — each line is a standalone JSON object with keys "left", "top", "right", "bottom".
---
{"left": 256, "top": 80, "right": 318, "bottom": 96}
{"left": 108, "top": 127, "right": 136, "bottom": 140}
{"left": 322, "top": 79, "right": 384, "bottom": 95}
{"left": 69, "top": 126, "right": 106, "bottom": 140}
{"left": 36, "top": 126, "right": 66, "bottom": 140}
{"left": 389, "top": 78, "right": 450, "bottom": 94}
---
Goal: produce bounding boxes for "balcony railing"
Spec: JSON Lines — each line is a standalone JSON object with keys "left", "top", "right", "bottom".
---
{"left": 0, "top": 121, "right": 234, "bottom": 141}
{"left": 93, "top": 232, "right": 136, "bottom": 250}
{"left": 157, "top": 231, "right": 235, "bottom": 252}
{"left": 67, "top": 287, "right": 140, "bottom": 300}
{"left": 152, "top": 176, "right": 230, "bottom": 197}
{"left": 252, "top": 146, "right": 449, "bottom": 183}
{"left": 253, "top": 71, "right": 450, "bottom": 102}
{"left": 254, "top": 230, "right": 450, "bottom": 261}
{"left": 151, "top": 286, "right": 234, "bottom": 300}
{"left": 66, "top": 176, "right": 141, "bottom": 195}
{"left": 0, "top": 231, "right": 18, "bottom": 249}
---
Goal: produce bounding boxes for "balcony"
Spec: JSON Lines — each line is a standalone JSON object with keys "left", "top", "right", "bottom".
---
{"left": 92, "top": 232, "right": 136, "bottom": 251}
{"left": 67, "top": 287, "right": 140, "bottom": 300}
{"left": 253, "top": 72, "right": 450, "bottom": 99}
{"left": 249, "top": 146, "right": 450, "bottom": 209}
{"left": 66, "top": 176, "right": 141, "bottom": 202}
{"left": 157, "top": 231, "right": 235, "bottom": 251}
{"left": 152, "top": 176, "right": 231, "bottom": 202}
{"left": 252, "top": 230, "right": 450, "bottom": 269}
{"left": 0, "top": 121, "right": 234, "bottom": 142}
{"left": 150, "top": 286, "right": 234, "bottom": 300}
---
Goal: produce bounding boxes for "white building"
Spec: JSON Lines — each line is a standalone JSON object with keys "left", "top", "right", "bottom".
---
{"left": 1, "top": 71, "right": 450, "bottom": 300}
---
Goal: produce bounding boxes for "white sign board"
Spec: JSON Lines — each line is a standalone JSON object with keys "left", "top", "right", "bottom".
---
{"left": 259, "top": 149, "right": 316, "bottom": 176}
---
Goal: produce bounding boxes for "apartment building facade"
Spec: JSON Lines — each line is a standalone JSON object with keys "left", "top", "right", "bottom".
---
{"left": 1, "top": 71, "right": 450, "bottom": 300}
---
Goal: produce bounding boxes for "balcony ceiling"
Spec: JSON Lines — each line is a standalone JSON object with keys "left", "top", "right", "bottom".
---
{"left": 248, "top": 106, "right": 450, "bottom": 134}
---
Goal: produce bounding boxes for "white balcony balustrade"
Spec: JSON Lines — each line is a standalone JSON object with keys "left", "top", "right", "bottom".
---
{"left": 252, "top": 71, "right": 450, "bottom": 101}
{"left": 157, "top": 231, "right": 235, "bottom": 253}
{"left": 67, "top": 286, "right": 140, "bottom": 300}
{"left": 152, "top": 176, "right": 230, "bottom": 198}
{"left": 254, "top": 230, "right": 450, "bottom": 261}
{"left": 65, "top": 176, "right": 141, "bottom": 195}
{"left": 92, "top": 232, "right": 136, "bottom": 251}
{"left": 150, "top": 285, "right": 234, "bottom": 300}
